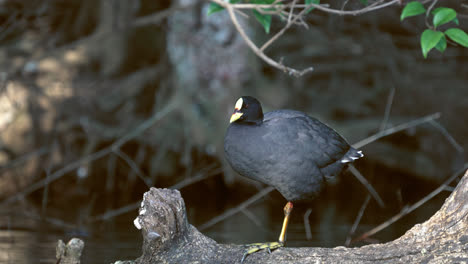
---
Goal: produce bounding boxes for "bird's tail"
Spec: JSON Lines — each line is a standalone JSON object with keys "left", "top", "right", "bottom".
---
{"left": 340, "top": 148, "right": 364, "bottom": 163}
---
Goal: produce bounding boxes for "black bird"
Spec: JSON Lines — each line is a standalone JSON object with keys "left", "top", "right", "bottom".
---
{"left": 224, "top": 96, "right": 363, "bottom": 261}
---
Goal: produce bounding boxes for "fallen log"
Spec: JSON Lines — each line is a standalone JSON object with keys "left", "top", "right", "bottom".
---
{"left": 132, "top": 169, "right": 468, "bottom": 263}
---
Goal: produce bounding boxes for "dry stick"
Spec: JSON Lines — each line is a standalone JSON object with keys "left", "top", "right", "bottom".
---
{"left": 0, "top": 148, "right": 109, "bottom": 207}
{"left": 341, "top": 0, "right": 352, "bottom": 11}
{"left": 303, "top": 208, "right": 313, "bottom": 240}
{"left": 20, "top": 210, "right": 78, "bottom": 230}
{"left": 425, "top": 0, "right": 439, "bottom": 28}
{"left": 343, "top": 85, "right": 395, "bottom": 243}
{"left": 41, "top": 167, "right": 52, "bottom": 215}
{"left": 353, "top": 164, "right": 468, "bottom": 243}
{"left": 113, "top": 148, "right": 152, "bottom": 188}
{"left": 352, "top": 112, "right": 441, "bottom": 149}
{"left": 347, "top": 113, "right": 441, "bottom": 208}
{"left": 286, "top": 0, "right": 298, "bottom": 25}
{"left": 260, "top": 1, "right": 308, "bottom": 52}
{"left": 198, "top": 186, "right": 275, "bottom": 231}
{"left": 133, "top": 3, "right": 194, "bottom": 26}
{"left": 444, "top": 186, "right": 454, "bottom": 192}
{"left": 345, "top": 194, "right": 371, "bottom": 246}
{"left": 379, "top": 86, "right": 395, "bottom": 131}
{"left": 0, "top": 146, "right": 49, "bottom": 172}
{"left": 89, "top": 200, "right": 141, "bottom": 222}
{"left": 348, "top": 86, "right": 396, "bottom": 208}
{"left": 106, "top": 152, "right": 117, "bottom": 192}
{"left": 0, "top": 101, "right": 178, "bottom": 207}
{"left": 345, "top": 85, "right": 395, "bottom": 244}
{"left": 31, "top": 3, "right": 192, "bottom": 65}
{"left": 241, "top": 208, "right": 263, "bottom": 228}
{"left": 429, "top": 120, "right": 464, "bottom": 153}
{"left": 88, "top": 167, "right": 223, "bottom": 222}
{"left": 171, "top": 167, "right": 222, "bottom": 190}
{"left": 348, "top": 165, "right": 385, "bottom": 208}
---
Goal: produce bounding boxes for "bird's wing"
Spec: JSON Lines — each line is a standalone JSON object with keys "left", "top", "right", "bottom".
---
{"left": 263, "top": 111, "right": 350, "bottom": 168}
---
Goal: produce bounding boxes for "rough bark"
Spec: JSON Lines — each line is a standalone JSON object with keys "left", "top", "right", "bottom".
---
{"left": 56, "top": 238, "right": 85, "bottom": 264}
{"left": 132, "top": 169, "right": 468, "bottom": 263}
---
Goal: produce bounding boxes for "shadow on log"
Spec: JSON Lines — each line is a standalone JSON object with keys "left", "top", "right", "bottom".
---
{"left": 132, "top": 170, "right": 468, "bottom": 263}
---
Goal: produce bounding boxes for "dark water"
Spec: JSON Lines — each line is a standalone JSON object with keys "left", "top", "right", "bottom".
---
{"left": 0, "top": 211, "right": 141, "bottom": 264}
{"left": 0, "top": 166, "right": 452, "bottom": 264}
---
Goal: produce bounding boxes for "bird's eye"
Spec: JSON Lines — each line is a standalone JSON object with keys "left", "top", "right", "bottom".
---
{"left": 244, "top": 104, "right": 249, "bottom": 109}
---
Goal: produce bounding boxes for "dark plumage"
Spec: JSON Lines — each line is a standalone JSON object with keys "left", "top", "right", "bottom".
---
{"left": 224, "top": 96, "right": 362, "bottom": 202}
{"left": 223, "top": 96, "right": 363, "bottom": 261}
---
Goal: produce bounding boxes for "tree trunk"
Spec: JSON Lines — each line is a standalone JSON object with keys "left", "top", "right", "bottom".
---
{"left": 132, "top": 169, "right": 468, "bottom": 263}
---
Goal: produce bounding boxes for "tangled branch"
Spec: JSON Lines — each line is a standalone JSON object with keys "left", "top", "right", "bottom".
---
{"left": 209, "top": 0, "right": 401, "bottom": 76}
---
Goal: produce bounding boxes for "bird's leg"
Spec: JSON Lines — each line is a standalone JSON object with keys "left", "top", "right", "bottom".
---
{"left": 279, "top": 201, "right": 293, "bottom": 243}
{"left": 241, "top": 202, "right": 294, "bottom": 263}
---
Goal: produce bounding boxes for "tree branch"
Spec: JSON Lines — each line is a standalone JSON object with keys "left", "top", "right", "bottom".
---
{"left": 132, "top": 169, "right": 468, "bottom": 263}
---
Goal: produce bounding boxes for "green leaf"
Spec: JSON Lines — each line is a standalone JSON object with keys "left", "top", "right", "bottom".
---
{"left": 433, "top": 8, "right": 456, "bottom": 28}
{"left": 435, "top": 35, "right": 446, "bottom": 52}
{"left": 207, "top": 3, "right": 224, "bottom": 15}
{"left": 432, "top": 7, "right": 459, "bottom": 25}
{"left": 360, "top": 0, "right": 368, "bottom": 5}
{"left": 420, "top": 29, "right": 444, "bottom": 58}
{"left": 400, "top": 1, "right": 426, "bottom": 21}
{"left": 305, "top": 0, "right": 320, "bottom": 14}
{"left": 445, "top": 28, "right": 468, "bottom": 48}
{"left": 253, "top": 10, "right": 272, "bottom": 34}
{"left": 207, "top": 0, "right": 241, "bottom": 15}
{"left": 431, "top": 7, "right": 443, "bottom": 15}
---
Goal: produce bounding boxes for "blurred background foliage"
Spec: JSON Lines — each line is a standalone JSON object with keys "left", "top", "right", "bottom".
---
{"left": 0, "top": 0, "right": 466, "bottom": 262}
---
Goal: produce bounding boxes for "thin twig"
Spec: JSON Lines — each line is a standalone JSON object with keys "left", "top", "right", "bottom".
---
{"left": 352, "top": 112, "right": 441, "bottom": 149}
{"left": 429, "top": 120, "right": 464, "bottom": 153}
{"left": 88, "top": 166, "right": 222, "bottom": 222}
{"left": 260, "top": 1, "right": 308, "bottom": 52}
{"left": 171, "top": 168, "right": 222, "bottom": 189}
{"left": 113, "top": 148, "right": 152, "bottom": 188}
{"left": 21, "top": 210, "right": 78, "bottom": 230}
{"left": 198, "top": 186, "right": 275, "bottom": 231}
{"left": 348, "top": 165, "right": 385, "bottom": 208}
{"left": 353, "top": 164, "right": 468, "bottom": 243}
{"left": 0, "top": 147, "right": 49, "bottom": 172}
{"left": 224, "top": 0, "right": 399, "bottom": 15}
{"left": 133, "top": 3, "right": 194, "bottom": 26}
{"left": 379, "top": 87, "right": 395, "bottom": 131}
{"left": 304, "top": 208, "right": 313, "bottom": 240}
{"left": 41, "top": 167, "right": 52, "bottom": 215}
{"left": 287, "top": 0, "right": 298, "bottom": 24}
{"left": 341, "top": 0, "right": 351, "bottom": 11}
{"left": 241, "top": 208, "right": 263, "bottom": 227}
{"left": 425, "top": 0, "right": 439, "bottom": 28}
{"left": 88, "top": 200, "right": 141, "bottom": 222}
{"left": 345, "top": 194, "right": 370, "bottom": 246}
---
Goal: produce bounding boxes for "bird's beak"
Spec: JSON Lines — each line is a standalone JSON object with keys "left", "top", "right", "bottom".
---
{"left": 230, "top": 110, "right": 243, "bottom": 123}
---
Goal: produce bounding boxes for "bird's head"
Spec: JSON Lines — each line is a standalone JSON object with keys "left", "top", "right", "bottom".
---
{"left": 229, "top": 96, "right": 264, "bottom": 124}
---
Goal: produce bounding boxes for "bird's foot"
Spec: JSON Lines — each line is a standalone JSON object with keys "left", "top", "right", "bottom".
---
{"left": 241, "top": 241, "right": 283, "bottom": 263}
